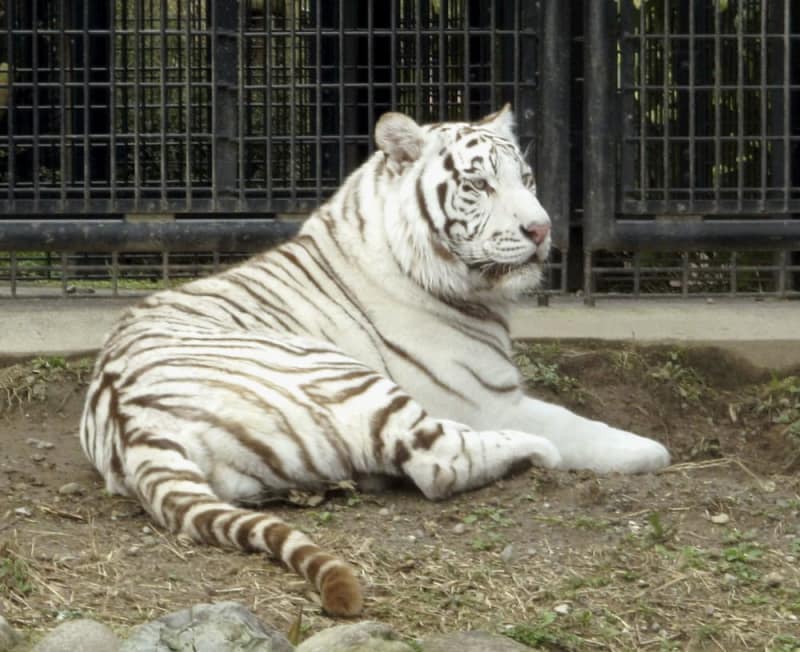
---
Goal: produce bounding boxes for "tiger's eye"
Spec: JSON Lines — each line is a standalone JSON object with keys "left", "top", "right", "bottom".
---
{"left": 473, "top": 179, "right": 488, "bottom": 191}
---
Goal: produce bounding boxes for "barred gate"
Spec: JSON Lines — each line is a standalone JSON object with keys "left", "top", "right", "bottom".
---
{"left": 0, "top": 0, "right": 798, "bottom": 298}
{"left": 580, "top": 0, "right": 800, "bottom": 298}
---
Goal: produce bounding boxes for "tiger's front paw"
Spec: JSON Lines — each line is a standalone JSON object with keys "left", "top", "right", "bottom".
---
{"left": 502, "top": 431, "right": 562, "bottom": 470}
{"left": 556, "top": 424, "right": 670, "bottom": 474}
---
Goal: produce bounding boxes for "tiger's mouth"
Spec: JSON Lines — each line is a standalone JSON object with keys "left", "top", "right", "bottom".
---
{"left": 468, "top": 253, "right": 544, "bottom": 282}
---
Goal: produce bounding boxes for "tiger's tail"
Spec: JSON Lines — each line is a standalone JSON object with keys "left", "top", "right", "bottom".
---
{"left": 129, "top": 451, "right": 363, "bottom": 617}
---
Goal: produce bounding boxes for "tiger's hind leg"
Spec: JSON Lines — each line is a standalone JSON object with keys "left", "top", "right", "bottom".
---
{"left": 352, "top": 387, "right": 562, "bottom": 500}
{"left": 123, "top": 437, "right": 363, "bottom": 617}
{"left": 396, "top": 421, "right": 561, "bottom": 500}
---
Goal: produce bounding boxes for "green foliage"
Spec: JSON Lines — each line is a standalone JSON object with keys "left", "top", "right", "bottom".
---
{"left": 644, "top": 511, "right": 675, "bottom": 546}
{"left": 754, "top": 375, "right": 800, "bottom": 436}
{"left": 769, "top": 634, "right": 800, "bottom": 652}
{"left": 648, "top": 351, "right": 706, "bottom": 403}
{"left": 514, "top": 345, "right": 582, "bottom": 399}
{"left": 504, "top": 612, "right": 581, "bottom": 651}
{"left": 0, "top": 549, "right": 33, "bottom": 598}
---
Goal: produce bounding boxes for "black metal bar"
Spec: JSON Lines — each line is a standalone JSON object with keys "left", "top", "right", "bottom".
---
{"left": 583, "top": 0, "right": 616, "bottom": 251}
{"left": 606, "top": 219, "right": 800, "bottom": 251}
{"left": 212, "top": 0, "right": 238, "bottom": 211}
{"left": 537, "top": 0, "right": 570, "bottom": 251}
{"left": 0, "top": 220, "right": 300, "bottom": 253}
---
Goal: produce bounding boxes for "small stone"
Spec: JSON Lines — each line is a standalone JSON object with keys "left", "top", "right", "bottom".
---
{"left": 763, "top": 571, "right": 783, "bottom": 588}
{"left": 0, "top": 614, "right": 20, "bottom": 651}
{"left": 31, "top": 453, "right": 46, "bottom": 463}
{"left": 297, "top": 621, "right": 410, "bottom": 652}
{"left": 554, "top": 603, "right": 571, "bottom": 615}
{"left": 710, "top": 513, "right": 730, "bottom": 525}
{"left": 176, "top": 534, "right": 193, "bottom": 547}
{"left": 58, "top": 482, "right": 83, "bottom": 495}
{"left": 422, "top": 631, "right": 531, "bottom": 652}
{"left": 452, "top": 523, "right": 466, "bottom": 534}
{"left": 14, "top": 507, "right": 32, "bottom": 517}
{"left": 121, "top": 602, "right": 292, "bottom": 652}
{"left": 32, "top": 619, "right": 120, "bottom": 652}
{"left": 406, "top": 535, "right": 417, "bottom": 543}
{"left": 127, "top": 545, "right": 141, "bottom": 556}
{"left": 141, "top": 526, "right": 152, "bottom": 534}
{"left": 413, "top": 529, "right": 425, "bottom": 540}
{"left": 706, "top": 298, "right": 714, "bottom": 304}
{"left": 25, "top": 438, "right": 54, "bottom": 449}
{"left": 724, "top": 573, "right": 738, "bottom": 584}
{"left": 500, "top": 544, "right": 515, "bottom": 564}
{"left": 142, "top": 536, "right": 158, "bottom": 547}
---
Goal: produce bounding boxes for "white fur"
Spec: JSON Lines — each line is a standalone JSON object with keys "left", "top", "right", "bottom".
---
{"left": 82, "top": 108, "right": 669, "bottom": 517}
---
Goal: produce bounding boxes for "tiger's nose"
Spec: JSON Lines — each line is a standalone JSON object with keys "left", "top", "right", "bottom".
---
{"left": 521, "top": 223, "right": 551, "bottom": 246}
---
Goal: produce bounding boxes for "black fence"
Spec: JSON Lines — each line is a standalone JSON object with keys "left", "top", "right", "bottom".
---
{"left": 0, "top": 0, "right": 798, "bottom": 298}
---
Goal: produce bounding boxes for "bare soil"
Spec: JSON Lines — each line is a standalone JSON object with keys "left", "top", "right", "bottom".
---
{"left": 1, "top": 343, "right": 799, "bottom": 651}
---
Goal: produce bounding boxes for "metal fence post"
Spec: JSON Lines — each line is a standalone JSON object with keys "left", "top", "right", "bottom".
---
{"left": 538, "top": 0, "right": 571, "bottom": 254}
{"left": 212, "top": 0, "right": 239, "bottom": 212}
{"left": 583, "top": 0, "right": 616, "bottom": 301}
{"left": 583, "top": 0, "right": 616, "bottom": 254}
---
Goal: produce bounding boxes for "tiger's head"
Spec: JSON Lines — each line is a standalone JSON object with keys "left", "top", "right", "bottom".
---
{"left": 375, "top": 105, "right": 551, "bottom": 301}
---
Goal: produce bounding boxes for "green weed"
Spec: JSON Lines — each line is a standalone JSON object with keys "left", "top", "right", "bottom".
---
{"left": 514, "top": 344, "right": 583, "bottom": 399}
{"left": 648, "top": 351, "right": 706, "bottom": 403}
{"left": 0, "top": 550, "right": 33, "bottom": 598}
{"left": 504, "top": 612, "right": 581, "bottom": 651}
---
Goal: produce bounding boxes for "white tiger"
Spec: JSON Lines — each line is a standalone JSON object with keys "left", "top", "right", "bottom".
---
{"left": 80, "top": 106, "right": 669, "bottom": 617}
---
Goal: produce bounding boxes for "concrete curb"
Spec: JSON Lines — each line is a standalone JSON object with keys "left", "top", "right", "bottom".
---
{"left": 1, "top": 297, "right": 798, "bottom": 370}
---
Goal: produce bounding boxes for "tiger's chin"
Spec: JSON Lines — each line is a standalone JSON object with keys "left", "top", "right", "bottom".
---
{"left": 474, "top": 261, "right": 544, "bottom": 300}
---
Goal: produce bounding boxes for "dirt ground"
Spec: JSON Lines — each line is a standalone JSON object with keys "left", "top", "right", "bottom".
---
{"left": 1, "top": 343, "right": 799, "bottom": 651}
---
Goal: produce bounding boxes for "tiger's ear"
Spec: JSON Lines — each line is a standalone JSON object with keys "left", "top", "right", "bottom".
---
{"left": 375, "top": 112, "right": 425, "bottom": 169}
{"left": 478, "top": 103, "right": 516, "bottom": 142}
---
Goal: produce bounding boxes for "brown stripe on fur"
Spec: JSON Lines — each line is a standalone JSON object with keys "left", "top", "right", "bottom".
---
{"left": 412, "top": 422, "right": 445, "bottom": 450}
{"left": 370, "top": 394, "right": 413, "bottom": 461}
{"left": 380, "top": 336, "right": 475, "bottom": 406}
{"left": 264, "top": 522, "right": 292, "bottom": 556}
{"left": 234, "top": 513, "right": 268, "bottom": 551}
{"left": 288, "top": 544, "right": 319, "bottom": 573}
{"left": 304, "top": 551, "right": 337, "bottom": 584}
{"left": 192, "top": 507, "right": 230, "bottom": 540}
{"left": 458, "top": 363, "right": 519, "bottom": 393}
{"left": 320, "top": 564, "right": 364, "bottom": 617}
{"left": 393, "top": 441, "right": 411, "bottom": 469}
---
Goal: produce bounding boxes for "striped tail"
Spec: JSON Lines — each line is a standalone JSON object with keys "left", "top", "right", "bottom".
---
{"left": 130, "top": 455, "right": 363, "bottom": 617}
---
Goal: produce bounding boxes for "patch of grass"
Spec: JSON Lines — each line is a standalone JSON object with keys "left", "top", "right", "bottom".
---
{"left": 504, "top": 612, "right": 582, "bottom": 651}
{"left": 468, "top": 532, "right": 507, "bottom": 552}
{"left": 648, "top": 350, "right": 707, "bottom": 403}
{"left": 770, "top": 634, "right": 800, "bottom": 652}
{"left": 0, "top": 356, "right": 93, "bottom": 414}
{"left": 514, "top": 344, "right": 583, "bottom": 399}
{"left": 463, "top": 506, "right": 515, "bottom": 528}
{"left": 721, "top": 541, "right": 764, "bottom": 582}
{"left": 644, "top": 512, "right": 675, "bottom": 546}
{"left": 0, "top": 548, "right": 33, "bottom": 598}
{"left": 752, "top": 375, "right": 800, "bottom": 465}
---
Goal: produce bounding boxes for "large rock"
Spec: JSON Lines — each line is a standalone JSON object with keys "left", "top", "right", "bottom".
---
{"left": 120, "top": 602, "right": 293, "bottom": 652}
{"left": 31, "top": 619, "right": 120, "bottom": 652}
{"left": 296, "top": 621, "right": 414, "bottom": 652}
{"left": 0, "top": 614, "right": 20, "bottom": 652}
{"left": 420, "top": 631, "right": 531, "bottom": 652}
